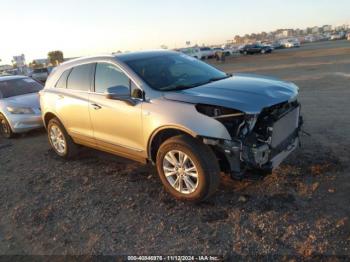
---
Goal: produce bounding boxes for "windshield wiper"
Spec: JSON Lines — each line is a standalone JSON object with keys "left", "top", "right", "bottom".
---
{"left": 163, "top": 74, "right": 232, "bottom": 91}
{"left": 164, "top": 83, "right": 202, "bottom": 91}
{"left": 207, "top": 74, "right": 232, "bottom": 83}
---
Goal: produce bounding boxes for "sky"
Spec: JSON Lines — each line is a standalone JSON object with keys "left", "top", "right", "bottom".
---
{"left": 0, "top": 0, "right": 349, "bottom": 64}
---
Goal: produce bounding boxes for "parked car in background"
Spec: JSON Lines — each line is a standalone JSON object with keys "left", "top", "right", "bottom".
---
{"left": 261, "top": 43, "right": 274, "bottom": 50}
{"left": 40, "top": 51, "right": 302, "bottom": 202}
{"left": 0, "top": 72, "right": 12, "bottom": 76}
{"left": 223, "top": 45, "right": 241, "bottom": 54}
{"left": 31, "top": 68, "right": 50, "bottom": 83}
{"left": 5, "top": 69, "right": 20, "bottom": 75}
{"left": 179, "top": 47, "right": 202, "bottom": 59}
{"left": 213, "top": 47, "right": 224, "bottom": 58}
{"left": 281, "top": 38, "right": 301, "bottom": 48}
{"left": 330, "top": 33, "right": 345, "bottom": 40}
{"left": 284, "top": 42, "right": 294, "bottom": 48}
{"left": 213, "top": 47, "right": 236, "bottom": 57}
{"left": 199, "top": 47, "right": 215, "bottom": 59}
{"left": 240, "top": 44, "right": 273, "bottom": 55}
{"left": 0, "top": 76, "right": 43, "bottom": 138}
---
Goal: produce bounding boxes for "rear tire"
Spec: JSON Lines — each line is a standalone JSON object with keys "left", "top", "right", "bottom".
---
{"left": 156, "top": 135, "right": 220, "bottom": 202}
{"left": 47, "top": 117, "right": 78, "bottom": 158}
{"left": 0, "top": 114, "right": 14, "bottom": 139}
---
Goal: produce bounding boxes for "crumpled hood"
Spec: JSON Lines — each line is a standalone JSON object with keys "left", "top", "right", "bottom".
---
{"left": 2, "top": 93, "right": 40, "bottom": 108}
{"left": 163, "top": 73, "right": 299, "bottom": 114}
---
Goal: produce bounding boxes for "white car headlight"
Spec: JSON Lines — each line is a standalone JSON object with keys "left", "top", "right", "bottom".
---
{"left": 7, "top": 106, "right": 35, "bottom": 114}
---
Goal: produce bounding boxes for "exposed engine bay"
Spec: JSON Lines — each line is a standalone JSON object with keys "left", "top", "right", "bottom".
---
{"left": 198, "top": 100, "right": 302, "bottom": 176}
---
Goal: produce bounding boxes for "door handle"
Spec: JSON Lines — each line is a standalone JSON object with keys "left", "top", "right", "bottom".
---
{"left": 91, "top": 103, "right": 102, "bottom": 110}
{"left": 58, "top": 94, "right": 64, "bottom": 99}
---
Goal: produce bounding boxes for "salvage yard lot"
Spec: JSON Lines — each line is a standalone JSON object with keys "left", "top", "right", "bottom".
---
{"left": 0, "top": 40, "right": 349, "bottom": 258}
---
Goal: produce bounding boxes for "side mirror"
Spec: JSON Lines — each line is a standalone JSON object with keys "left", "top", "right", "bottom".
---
{"left": 106, "top": 85, "right": 136, "bottom": 105}
{"left": 106, "top": 85, "right": 129, "bottom": 96}
{"left": 131, "top": 88, "right": 144, "bottom": 99}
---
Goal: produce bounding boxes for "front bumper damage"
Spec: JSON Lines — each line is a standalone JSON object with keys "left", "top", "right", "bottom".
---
{"left": 220, "top": 131, "right": 300, "bottom": 175}
{"left": 205, "top": 104, "right": 302, "bottom": 177}
{"left": 7, "top": 113, "right": 43, "bottom": 133}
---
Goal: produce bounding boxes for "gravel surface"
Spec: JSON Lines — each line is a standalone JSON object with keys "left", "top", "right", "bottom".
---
{"left": 0, "top": 40, "right": 349, "bottom": 259}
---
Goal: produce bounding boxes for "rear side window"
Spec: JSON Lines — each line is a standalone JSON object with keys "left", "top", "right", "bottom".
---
{"left": 55, "top": 69, "right": 71, "bottom": 89}
{"left": 94, "top": 63, "right": 130, "bottom": 93}
{"left": 67, "top": 63, "right": 94, "bottom": 91}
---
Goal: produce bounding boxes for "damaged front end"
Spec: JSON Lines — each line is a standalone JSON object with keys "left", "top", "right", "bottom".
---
{"left": 198, "top": 100, "right": 302, "bottom": 177}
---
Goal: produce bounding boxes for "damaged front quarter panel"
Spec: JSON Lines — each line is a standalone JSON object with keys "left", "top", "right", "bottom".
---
{"left": 164, "top": 74, "right": 302, "bottom": 178}
{"left": 197, "top": 100, "right": 302, "bottom": 178}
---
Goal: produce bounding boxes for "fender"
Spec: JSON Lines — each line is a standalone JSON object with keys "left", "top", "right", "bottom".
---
{"left": 147, "top": 124, "right": 197, "bottom": 160}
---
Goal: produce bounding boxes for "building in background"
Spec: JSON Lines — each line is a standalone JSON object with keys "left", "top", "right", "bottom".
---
{"left": 12, "top": 54, "right": 28, "bottom": 75}
{"left": 311, "top": 26, "right": 320, "bottom": 34}
{"left": 322, "top": 25, "right": 332, "bottom": 32}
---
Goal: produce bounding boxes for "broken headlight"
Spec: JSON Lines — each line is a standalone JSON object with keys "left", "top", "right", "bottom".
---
{"left": 195, "top": 104, "right": 244, "bottom": 119}
{"left": 196, "top": 104, "right": 247, "bottom": 138}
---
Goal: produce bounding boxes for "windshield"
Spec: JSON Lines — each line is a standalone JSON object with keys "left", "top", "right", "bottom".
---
{"left": 125, "top": 53, "right": 228, "bottom": 91}
{"left": 0, "top": 78, "right": 43, "bottom": 99}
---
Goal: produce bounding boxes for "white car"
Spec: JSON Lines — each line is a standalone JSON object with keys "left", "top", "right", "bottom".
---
{"left": 199, "top": 47, "right": 215, "bottom": 59}
{"left": 179, "top": 47, "right": 202, "bottom": 59}
{"left": 330, "top": 33, "right": 345, "bottom": 40}
{"left": 282, "top": 39, "right": 300, "bottom": 48}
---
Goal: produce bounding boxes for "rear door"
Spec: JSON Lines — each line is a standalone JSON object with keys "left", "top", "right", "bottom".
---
{"left": 54, "top": 63, "right": 95, "bottom": 145}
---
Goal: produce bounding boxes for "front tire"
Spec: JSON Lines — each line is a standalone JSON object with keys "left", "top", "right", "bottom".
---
{"left": 47, "top": 117, "right": 78, "bottom": 158}
{"left": 156, "top": 135, "right": 220, "bottom": 202}
{"left": 0, "top": 114, "right": 14, "bottom": 138}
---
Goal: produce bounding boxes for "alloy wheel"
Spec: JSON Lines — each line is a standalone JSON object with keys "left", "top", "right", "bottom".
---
{"left": 163, "top": 150, "right": 199, "bottom": 194}
{"left": 49, "top": 124, "right": 66, "bottom": 154}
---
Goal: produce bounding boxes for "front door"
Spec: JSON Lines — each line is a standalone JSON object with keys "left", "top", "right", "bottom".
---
{"left": 89, "top": 62, "right": 144, "bottom": 160}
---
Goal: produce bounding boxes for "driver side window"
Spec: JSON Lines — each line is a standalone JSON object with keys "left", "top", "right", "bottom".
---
{"left": 95, "top": 63, "right": 130, "bottom": 94}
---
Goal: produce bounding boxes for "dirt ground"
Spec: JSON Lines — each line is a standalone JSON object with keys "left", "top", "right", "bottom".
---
{"left": 0, "top": 40, "right": 349, "bottom": 259}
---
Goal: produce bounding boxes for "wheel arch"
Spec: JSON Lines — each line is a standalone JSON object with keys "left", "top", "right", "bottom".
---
{"left": 0, "top": 112, "right": 14, "bottom": 133}
{"left": 147, "top": 125, "right": 197, "bottom": 163}
{"left": 43, "top": 111, "right": 62, "bottom": 129}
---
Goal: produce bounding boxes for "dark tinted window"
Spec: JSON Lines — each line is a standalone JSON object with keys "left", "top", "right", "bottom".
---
{"left": 33, "top": 68, "right": 48, "bottom": 73}
{"left": 55, "top": 69, "right": 71, "bottom": 89}
{"left": 95, "top": 63, "right": 130, "bottom": 93}
{"left": 125, "top": 53, "right": 226, "bottom": 91}
{"left": 67, "top": 63, "right": 94, "bottom": 91}
{"left": 0, "top": 78, "right": 43, "bottom": 98}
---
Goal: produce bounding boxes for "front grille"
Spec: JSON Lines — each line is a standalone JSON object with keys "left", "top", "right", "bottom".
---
{"left": 271, "top": 106, "right": 300, "bottom": 148}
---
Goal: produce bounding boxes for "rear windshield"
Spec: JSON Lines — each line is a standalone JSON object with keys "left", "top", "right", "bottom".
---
{"left": 0, "top": 78, "right": 43, "bottom": 98}
{"left": 33, "top": 68, "right": 48, "bottom": 73}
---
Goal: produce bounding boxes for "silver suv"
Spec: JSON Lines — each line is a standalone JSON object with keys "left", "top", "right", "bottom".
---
{"left": 40, "top": 51, "right": 302, "bottom": 202}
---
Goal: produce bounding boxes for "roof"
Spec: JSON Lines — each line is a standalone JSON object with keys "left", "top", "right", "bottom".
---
{"left": 0, "top": 75, "right": 27, "bottom": 82}
{"left": 116, "top": 50, "right": 177, "bottom": 62}
{"left": 57, "top": 50, "right": 178, "bottom": 70}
